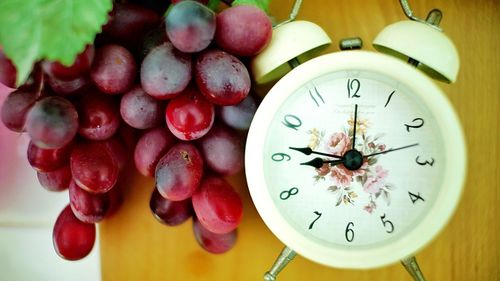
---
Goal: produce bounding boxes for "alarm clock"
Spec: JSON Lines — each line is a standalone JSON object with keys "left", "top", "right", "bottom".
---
{"left": 245, "top": 1, "right": 465, "bottom": 280}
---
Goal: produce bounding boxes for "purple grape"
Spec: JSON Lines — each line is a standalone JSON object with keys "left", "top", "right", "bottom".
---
{"left": 155, "top": 142, "right": 204, "bottom": 201}
{"left": 198, "top": 124, "right": 243, "bottom": 176}
{"left": 25, "top": 96, "right": 79, "bottom": 149}
{"left": 165, "top": 0, "right": 216, "bottom": 53}
{"left": 192, "top": 217, "right": 237, "bottom": 254}
{"left": 46, "top": 74, "right": 92, "bottom": 96}
{"left": 149, "top": 188, "right": 193, "bottom": 226}
{"left": 37, "top": 164, "right": 72, "bottom": 192}
{"left": 120, "top": 85, "right": 165, "bottom": 129}
{"left": 69, "top": 180, "right": 110, "bottom": 223}
{"left": 140, "top": 42, "right": 192, "bottom": 100}
{"left": 215, "top": 5, "right": 272, "bottom": 56}
{"left": 90, "top": 44, "right": 136, "bottom": 95}
{"left": 27, "top": 140, "right": 73, "bottom": 172}
{"left": 76, "top": 91, "right": 121, "bottom": 140}
{"left": 42, "top": 45, "right": 95, "bottom": 81}
{"left": 195, "top": 49, "right": 250, "bottom": 105}
{"left": 134, "top": 127, "right": 177, "bottom": 177}
{"left": 218, "top": 95, "right": 257, "bottom": 130}
{"left": 1, "top": 89, "right": 38, "bottom": 132}
{"left": 0, "top": 48, "right": 16, "bottom": 88}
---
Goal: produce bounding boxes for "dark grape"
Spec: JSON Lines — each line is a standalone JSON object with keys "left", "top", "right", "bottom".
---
{"left": 150, "top": 188, "right": 193, "bottom": 226}
{"left": 25, "top": 96, "right": 79, "bottom": 149}
{"left": 45, "top": 75, "right": 92, "bottom": 96}
{"left": 27, "top": 140, "right": 73, "bottom": 172}
{"left": 42, "top": 45, "right": 95, "bottom": 81}
{"left": 1, "top": 89, "right": 37, "bottom": 132}
{"left": 215, "top": 5, "right": 272, "bottom": 56}
{"left": 165, "top": 0, "right": 216, "bottom": 53}
{"left": 36, "top": 164, "right": 72, "bottom": 192}
{"left": 198, "top": 124, "right": 243, "bottom": 176}
{"left": 53, "top": 205, "right": 96, "bottom": 261}
{"left": 195, "top": 49, "right": 250, "bottom": 105}
{"left": 140, "top": 42, "right": 192, "bottom": 100}
{"left": 165, "top": 86, "right": 214, "bottom": 140}
{"left": 192, "top": 176, "right": 243, "bottom": 234}
{"left": 90, "top": 44, "right": 136, "bottom": 95}
{"left": 69, "top": 180, "right": 110, "bottom": 223}
{"left": 120, "top": 85, "right": 165, "bottom": 129}
{"left": 70, "top": 141, "right": 119, "bottom": 194}
{"left": 155, "top": 142, "right": 204, "bottom": 201}
{"left": 0, "top": 48, "right": 16, "bottom": 88}
{"left": 134, "top": 127, "right": 177, "bottom": 177}
{"left": 218, "top": 94, "right": 257, "bottom": 130}
{"left": 192, "top": 217, "right": 237, "bottom": 254}
{"left": 76, "top": 91, "right": 120, "bottom": 140}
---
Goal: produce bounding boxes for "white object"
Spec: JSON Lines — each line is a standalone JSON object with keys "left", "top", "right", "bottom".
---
{"left": 245, "top": 50, "right": 466, "bottom": 269}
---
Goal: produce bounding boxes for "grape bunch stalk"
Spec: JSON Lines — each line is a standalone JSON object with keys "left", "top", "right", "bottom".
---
{"left": 0, "top": 0, "right": 271, "bottom": 259}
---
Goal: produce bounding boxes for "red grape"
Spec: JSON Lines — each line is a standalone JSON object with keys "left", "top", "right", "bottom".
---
{"left": 69, "top": 180, "right": 110, "bottom": 223}
{"left": 165, "top": 0, "right": 216, "bottom": 53}
{"left": 120, "top": 85, "right": 165, "bottom": 129}
{"left": 195, "top": 49, "right": 250, "bottom": 105}
{"left": 155, "top": 142, "right": 204, "bottom": 201}
{"left": 198, "top": 124, "right": 243, "bottom": 176}
{"left": 27, "top": 140, "right": 73, "bottom": 172}
{"left": 101, "top": 137, "right": 129, "bottom": 171}
{"left": 0, "top": 48, "right": 16, "bottom": 88}
{"left": 192, "top": 217, "right": 237, "bottom": 254}
{"left": 76, "top": 91, "right": 120, "bottom": 140}
{"left": 53, "top": 205, "right": 96, "bottom": 261}
{"left": 1, "top": 89, "right": 37, "bottom": 132}
{"left": 70, "top": 141, "right": 119, "bottom": 194}
{"left": 134, "top": 127, "right": 177, "bottom": 177}
{"left": 45, "top": 74, "right": 92, "bottom": 96}
{"left": 165, "top": 86, "right": 214, "bottom": 140}
{"left": 36, "top": 164, "right": 72, "bottom": 192}
{"left": 101, "top": 3, "right": 161, "bottom": 49}
{"left": 140, "top": 42, "right": 192, "bottom": 100}
{"left": 150, "top": 188, "right": 193, "bottom": 226}
{"left": 25, "top": 96, "right": 79, "bottom": 149}
{"left": 215, "top": 5, "right": 272, "bottom": 56}
{"left": 191, "top": 176, "right": 243, "bottom": 234}
{"left": 42, "top": 45, "right": 95, "bottom": 81}
{"left": 218, "top": 94, "right": 257, "bottom": 130}
{"left": 90, "top": 44, "right": 136, "bottom": 95}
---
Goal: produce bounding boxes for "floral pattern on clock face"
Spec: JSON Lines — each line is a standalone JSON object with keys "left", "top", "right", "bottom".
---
{"left": 263, "top": 70, "right": 445, "bottom": 248}
{"left": 308, "top": 118, "right": 395, "bottom": 214}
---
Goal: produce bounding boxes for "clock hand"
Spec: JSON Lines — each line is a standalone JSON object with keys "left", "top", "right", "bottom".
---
{"left": 289, "top": 146, "right": 343, "bottom": 159}
{"left": 352, "top": 104, "right": 358, "bottom": 150}
{"left": 364, "top": 143, "right": 419, "bottom": 158}
{"left": 300, "top": 157, "right": 345, "bottom": 169}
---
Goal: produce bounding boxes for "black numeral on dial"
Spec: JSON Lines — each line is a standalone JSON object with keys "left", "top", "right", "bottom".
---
{"left": 404, "top": 118, "right": 424, "bottom": 132}
{"left": 282, "top": 114, "right": 302, "bottom": 131}
{"left": 271, "top": 153, "right": 291, "bottom": 162}
{"left": 308, "top": 211, "right": 322, "bottom": 230}
{"left": 380, "top": 213, "right": 395, "bottom": 233}
{"left": 408, "top": 191, "right": 425, "bottom": 204}
{"left": 280, "top": 187, "right": 299, "bottom": 200}
{"left": 415, "top": 156, "right": 435, "bottom": 166}
{"left": 309, "top": 86, "right": 325, "bottom": 107}
{"left": 345, "top": 222, "right": 354, "bottom": 242}
{"left": 347, "top": 79, "right": 361, "bottom": 98}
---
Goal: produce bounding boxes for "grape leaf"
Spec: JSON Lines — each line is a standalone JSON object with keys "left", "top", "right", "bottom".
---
{"left": 0, "top": 0, "right": 113, "bottom": 86}
{"left": 207, "top": 0, "right": 222, "bottom": 11}
{"left": 233, "top": 0, "right": 271, "bottom": 12}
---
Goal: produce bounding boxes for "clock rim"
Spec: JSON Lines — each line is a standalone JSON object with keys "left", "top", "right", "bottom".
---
{"left": 245, "top": 50, "right": 467, "bottom": 269}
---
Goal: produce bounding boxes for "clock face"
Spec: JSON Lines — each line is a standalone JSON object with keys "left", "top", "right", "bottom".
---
{"left": 245, "top": 51, "right": 466, "bottom": 269}
{"left": 263, "top": 70, "right": 442, "bottom": 248}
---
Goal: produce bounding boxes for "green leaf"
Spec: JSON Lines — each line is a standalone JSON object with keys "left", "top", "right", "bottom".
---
{"left": 0, "top": 0, "right": 113, "bottom": 86}
{"left": 207, "top": 0, "right": 222, "bottom": 11}
{"left": 232, "top": 0, "right": 271, "bottom": 13}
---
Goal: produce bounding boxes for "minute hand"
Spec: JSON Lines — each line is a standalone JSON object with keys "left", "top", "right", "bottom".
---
{"left": 363, "top": 143, "right": 419, "bottom": 158}
{"left": 289, "top": 147, "right": 343, "bottom": 159}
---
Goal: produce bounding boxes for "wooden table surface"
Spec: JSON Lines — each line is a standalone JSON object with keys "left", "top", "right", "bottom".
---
{"left": 100, "top": 0, "right": 500, "bottom": 280}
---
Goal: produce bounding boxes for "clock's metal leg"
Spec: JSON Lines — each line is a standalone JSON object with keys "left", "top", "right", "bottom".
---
{"left": 264, "top": 246, "right": 297, "bottom": 281}
{"left": 401, "top": 256, "right": 426, "bottom": 281}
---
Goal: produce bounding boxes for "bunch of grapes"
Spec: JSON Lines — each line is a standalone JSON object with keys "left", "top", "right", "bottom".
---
{"left": 0, "top": 0, "right": 271, "bottom": 259}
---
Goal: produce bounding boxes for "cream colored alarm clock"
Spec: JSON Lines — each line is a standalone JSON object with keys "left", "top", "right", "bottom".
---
{"left": 245, "top": 0, "right": 466, "bottom": 280}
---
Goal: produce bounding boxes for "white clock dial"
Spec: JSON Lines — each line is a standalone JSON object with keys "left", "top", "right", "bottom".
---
{"left": 264, "top": 70, "right": 442, "bottom": 248}
{"left": 245, "top": 51, "right": 466, "bottom": 269}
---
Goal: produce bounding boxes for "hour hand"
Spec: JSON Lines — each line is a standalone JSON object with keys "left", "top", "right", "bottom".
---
{"left": 289, "top": 147, "right": 343, "bottom": 159}
{"left": 301, "top": 157, "right": 345, "bottom": 168}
